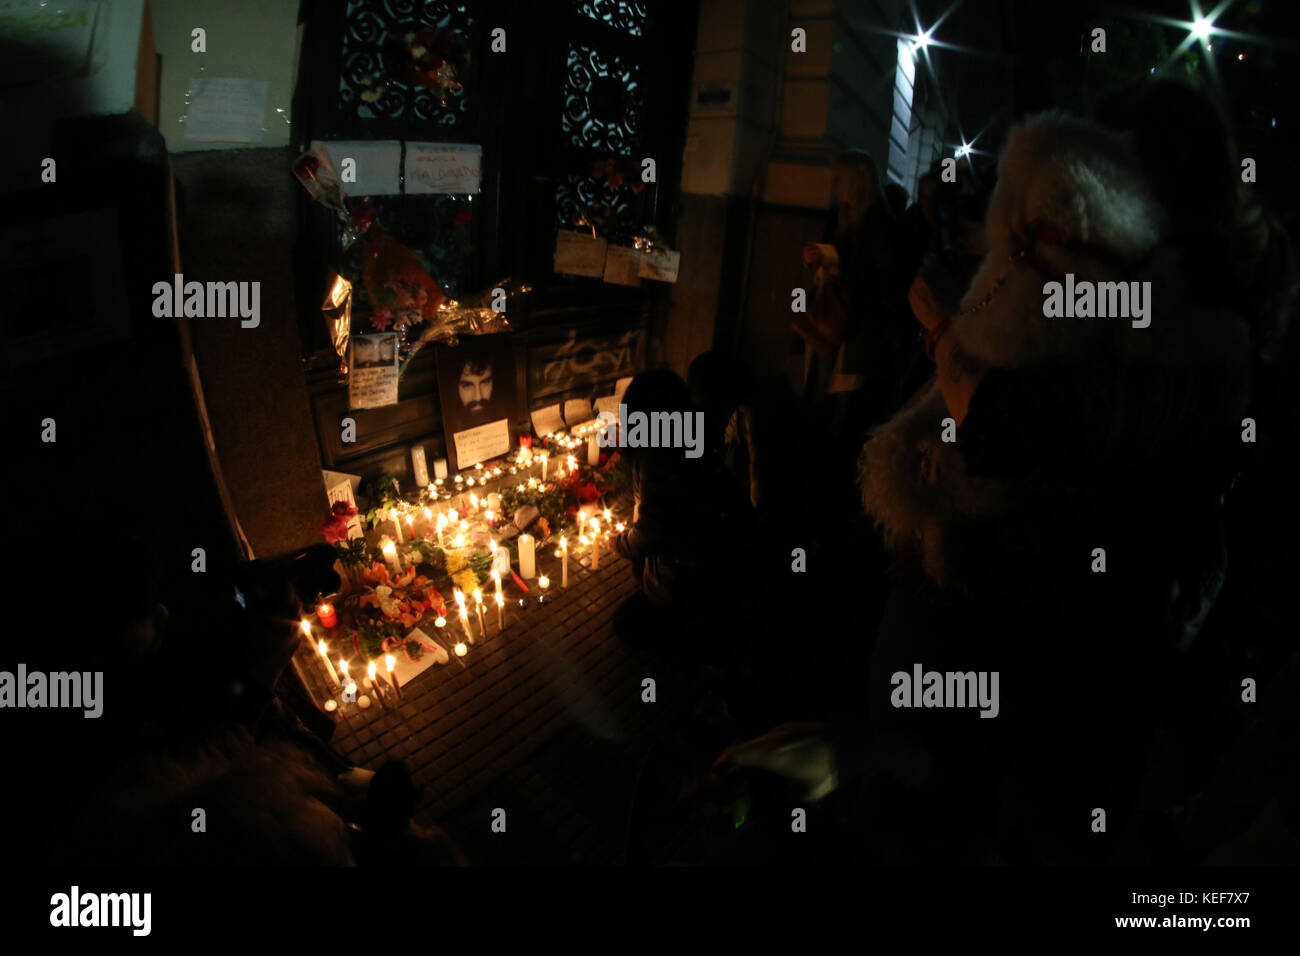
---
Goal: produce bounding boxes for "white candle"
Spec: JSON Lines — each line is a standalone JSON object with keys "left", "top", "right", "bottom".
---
{"left": 590, "top": 519, "right": 600, "bottom": 571}
{"left": 588, "top": 433, "right": 599, "bottom": 466}
{"left": 495, "top": 591, "right": 504, "bottom": 630}
{"left": 436, "top": 513, "right": 447, "bottom": 547}
{"left": 317, "top": 640, "right": 341, "bottom": 686}
{"left": 391, "top": 508, "right": 404, "bottom": 543}
{"left": 434, "top": 457, "right": 449, "bottom": 479}
{"left": 381, "top": 539, "right": 400, "bottom": 574}
{"left": 412, "top": 446, "right": 430, "bottom": 487}
{"left": 540, "top": 452, "right": 548, "bottom": 480}
{"left": 518, "top": 533, "right": 536, "bottom": 578}
{"left": 561, "top": 536, "right": 569, "bottom": 588}
{"left": 491, "top": 568, "right": 502, "bottom": 599}
{"left": 385, "top": 654, "right": 401, "bottom": 698}
{"left": 473, "top": 589, "right": 486, "bottom": 641}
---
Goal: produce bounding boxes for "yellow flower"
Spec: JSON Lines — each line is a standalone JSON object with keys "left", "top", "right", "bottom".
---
{"left": 453, "top": 569, "right": 480, "bottom": 595}
{"left": 445, "top": 550, "right": 467, "bottom": 574}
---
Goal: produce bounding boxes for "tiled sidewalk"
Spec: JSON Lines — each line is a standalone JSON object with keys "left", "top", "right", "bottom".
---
{"left": 293, "top": 545, "right": 683, "bottom": 862}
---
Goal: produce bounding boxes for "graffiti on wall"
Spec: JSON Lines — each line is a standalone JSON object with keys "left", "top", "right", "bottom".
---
{"left": 529, "top": 327, "right": 641, "bottom": 398}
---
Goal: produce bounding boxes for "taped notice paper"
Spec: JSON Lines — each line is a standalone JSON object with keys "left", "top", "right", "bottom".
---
{"left": 348, "top": 333, "right": 400, "bottom": 409}
{"left": 594, "top": 395, "right": 619, "bottom": 416}
{"left": 563, "top": 398, "right": 593, "bottom": 425}
{"left": 638, "top": 248, "right": 680, "bottom": 283}
{"left": 554, "top": 230, "right": 607, "bottom": 277}
{"left": 184, "top": 77, "right": 268, "bottom": 143}
{"left": 603, "top": 245, "right": 642, "bottom": 287}
{"left": 530, "top": 404, "right": 565, "bottom": 437}
{"left": 313, "top": 140, "right": 401, "bottom": 195}
{"left": 406, "top": 142, "right": 482, "bottom": 194}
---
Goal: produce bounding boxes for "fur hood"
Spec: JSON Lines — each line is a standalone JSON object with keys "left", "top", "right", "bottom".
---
{"left": 860, "top": 111, "right": 1251, "bottom": 591}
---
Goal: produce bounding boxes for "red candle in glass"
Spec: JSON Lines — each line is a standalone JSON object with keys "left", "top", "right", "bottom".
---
{"left": 316, "top": 601, "right": 338, "bottom": 628}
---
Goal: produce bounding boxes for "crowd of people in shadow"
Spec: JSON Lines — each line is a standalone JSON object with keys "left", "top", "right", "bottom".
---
{"left": 11, "top": 79, "right": 1297, "bottom": 867}
{"left": 610, "top": 79, "right": 1300, "bottom": 866}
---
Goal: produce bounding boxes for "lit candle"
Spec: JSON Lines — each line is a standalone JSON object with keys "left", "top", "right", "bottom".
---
{"left": 491, "top": 568, "right": 502, "bottom": 599}
{"left": 412, "top": 446, "right": 430, "bottom": 487}
{"left": 391, "top": 508, "right": 404, "bottom": 543}
{"left": 316, "top": 600, "right": 338, "bottom": 629}
{"left": 454, "top": 641, "right": 468, "bottom": 657}
{"left": 540, "top": 452, "right": 548, "bottom": 480}
{"left": 590, "top": 519, "right": 600, "bottom": 570}
{"left": 469, "top": 492, "right": 479, "bottom": 514}
{"left": 434, "top": 458, "right": 448, "bottom": 480}
{"left": 484, "top": 508, "right": 495, "bottom": 527}
{"left": 568, "top": 454, "right": 577, "bottom": 473}
{"left": 495, "top": 591, "right": 504, "bottom": 630}
{"left": 423, "top": 507, "right": 434, "bottom": 538}
{"left": 300, "top": 619, "right": 312, "bottom": 639}
{"left": 588, "top": 433, "right": 599, "bottom": 466}
{"left": 367, "top": 660, "right": 387, "bottom": 709}
{"left": 405, "top": 512, "right": 415, "bottom": 540}
{"left": 560, "top": 536, "right": 569, "bottom": 587}
{"left": 473, "top": 588, "right": 486, "bottom": 641}
{"left": 455, "top": 588, "right": 473, "bottom": 643}
{"left": 435, "top": 513, "right": 447, "bottom": 547}
{"left": 518, "top": 533, "right": 536, "bottom": 578}
{"left": 317, "top": 639, "right": 341, "bottom": 686}
{"left": 343, "top": 678, "right": 358, "bottom": 704}
{"left": 381, "top": 538, "right": 400, "bottom": 574}
{"left": 539, "top": 574, "right": 550, "bottom": 589}
{"left": 385, "top": 654, "right": 401, "bottom": 699}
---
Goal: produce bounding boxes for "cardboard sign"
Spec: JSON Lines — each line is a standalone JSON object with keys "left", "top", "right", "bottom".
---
{"left": 554, "top": 229, "right": 607, "bottom": 277}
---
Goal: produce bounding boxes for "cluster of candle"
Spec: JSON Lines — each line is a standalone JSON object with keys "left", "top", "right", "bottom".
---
{"left": 309, "top": 443, "right": 627, "bottom": 713}
{"left": 301, "top": 618, "right": 403, "bottom": 711}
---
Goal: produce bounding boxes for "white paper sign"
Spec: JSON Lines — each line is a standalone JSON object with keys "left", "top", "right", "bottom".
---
{"left": 614, "top": 377, "right": 633, "bottom": 403}
{"left": 594, "top": 395, "right": 620, "bottom": 416}
{"left": 184, "top": 77, "right": 268, "bottom": 143}
{"left": 638, "top": 248, "right": 681, "bottom": 283}
{"left": 348, "top": 333, "right": 400, "bottom": 409}
{"left": 563, "top": 398, "right": 594, "bottom": 425}
{"left": 405, "top": 142, "right": 482, "bottom": 194}
{"left": 554, "top": 230, "right": 608, "bottom": 277}
{"left": 603, "top": 245, "right": 642, "bottom": 287}
{"left": 313, "top": 140, "right": 402, "bottom": 195}
{"left": 453, "top": 418, "right": 510, "bottom": 468}
{"left": 530, "top": 404, "right": 565, "bottom": 437}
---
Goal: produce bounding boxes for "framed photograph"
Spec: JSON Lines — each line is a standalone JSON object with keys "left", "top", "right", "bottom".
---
{"left": 435, "top": 334, "right": 516, "bottom": 471}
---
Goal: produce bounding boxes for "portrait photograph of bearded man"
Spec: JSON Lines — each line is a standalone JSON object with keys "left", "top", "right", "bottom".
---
{"left": 435, "top": 335, "right": 517, "bottom": 469}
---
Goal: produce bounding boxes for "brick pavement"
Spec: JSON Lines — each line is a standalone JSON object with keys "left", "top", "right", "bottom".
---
{"left": 292, "top": 541, "right": 687, "bottom": 863}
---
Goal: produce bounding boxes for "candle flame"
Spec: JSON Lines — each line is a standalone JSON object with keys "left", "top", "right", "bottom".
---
{"left": 454, "top": 642, "right": 467, "bottom": 657}
{"left": 539, "top": 575, "right": 550, "bottom": 588}
{"left": 385, "top": 654, "right": 396, "bottom": 673}
{"left": 368, "top": 661, "right": 377, "bottom": 680}
{"left": 300, "top": 619, "right": 312, "bottom": 636}
{"left": 317, "top": 640, "right": 328, "bottom": 656}
{"left": 382, "top": 540, "right": 397, "bottom": 556}
{"left": 435, "top": 616, "right": 447, "bottom": 627}
{"left": 495, "top": 592, "right": 504, "bottom": 607}
{"left": 339, "top": 659, "right": 349, "bottom": 676}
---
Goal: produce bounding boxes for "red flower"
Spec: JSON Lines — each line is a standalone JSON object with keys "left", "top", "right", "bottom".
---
{"left": 320, "top": 500, "right": 358, "bottom": 543}
{"left": 370, "top": 309, "right": 393, "bottom": 331}
{"left": 452, "top": 208, "right": 472, "bottom": 226}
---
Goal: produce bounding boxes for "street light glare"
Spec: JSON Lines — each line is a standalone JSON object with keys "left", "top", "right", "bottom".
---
{"left": 1191, "top": 17, "right": 1214, "bottom": 40}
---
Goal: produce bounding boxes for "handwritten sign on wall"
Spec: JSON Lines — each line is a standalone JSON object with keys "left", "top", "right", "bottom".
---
{"left": 406, "top": 142, "right": 482, "bottom": 194}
